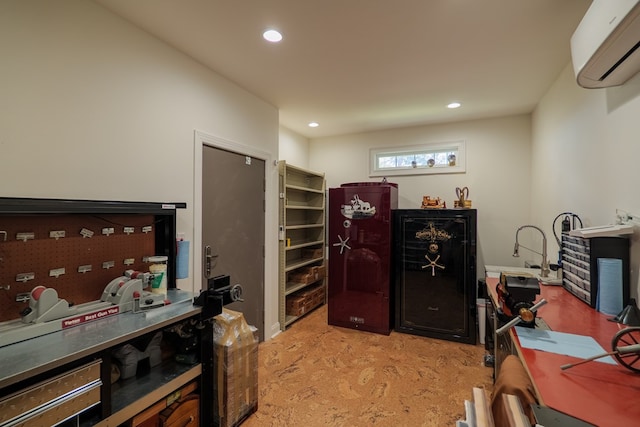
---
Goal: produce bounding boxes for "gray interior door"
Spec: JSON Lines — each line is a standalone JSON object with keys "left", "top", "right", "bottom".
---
{"left": 202, "top": 145, "right": 265, "bottom": 341}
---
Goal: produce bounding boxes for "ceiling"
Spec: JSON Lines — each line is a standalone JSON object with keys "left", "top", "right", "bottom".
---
{"left": 94, "top": 0, "right": 592, "bottom": 138}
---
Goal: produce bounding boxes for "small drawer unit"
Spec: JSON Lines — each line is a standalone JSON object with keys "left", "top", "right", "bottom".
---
{"left": 561, "top": 234, "right": 630, "bottom": 308}
{"left": 0, "top": 361, "right": 101, "bottom": 427}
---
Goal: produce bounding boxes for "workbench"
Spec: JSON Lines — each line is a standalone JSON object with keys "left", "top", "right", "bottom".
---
{"left": 0, "top": 197, "right": 220, "bottom": 426}
{"left": 0, "top": 290, "right": 206, "bottom": 426}
{"left": 486, "top": 276, "right": 640, "bottom": 426}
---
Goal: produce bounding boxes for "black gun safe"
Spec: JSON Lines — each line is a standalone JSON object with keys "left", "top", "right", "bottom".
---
{"left": 393, "top": 209, "right": 477, "bottom": 344}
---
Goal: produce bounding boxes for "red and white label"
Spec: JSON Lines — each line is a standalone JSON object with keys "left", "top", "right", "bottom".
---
{"left": 61, "top": 306, "right": 120, "bottom": 329}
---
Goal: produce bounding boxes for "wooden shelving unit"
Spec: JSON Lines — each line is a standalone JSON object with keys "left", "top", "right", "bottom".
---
{"left": 278, "top": 161, "right": 326, "bottom": 330}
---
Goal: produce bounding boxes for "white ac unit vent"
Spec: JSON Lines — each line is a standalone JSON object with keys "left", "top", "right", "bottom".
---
{"left": 571, "top": 0, "right": 640, "bottom": 88}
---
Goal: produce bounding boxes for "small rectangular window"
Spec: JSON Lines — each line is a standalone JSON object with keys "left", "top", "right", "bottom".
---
{"left": 369, "top": 140, "right": 466, "bottom": 177}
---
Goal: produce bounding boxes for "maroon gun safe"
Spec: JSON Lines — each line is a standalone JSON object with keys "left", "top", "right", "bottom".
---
{"left": 328, "top": 182, "right": 398, "bottom": 335}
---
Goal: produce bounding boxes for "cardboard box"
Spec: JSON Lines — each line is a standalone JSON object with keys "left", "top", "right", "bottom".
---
{"left": 213, "top": 309, "right": 259, "bottom": 427}
{"left": 288, "top": 263, "right": 326, "bottom": 285}
{"left": 316, "top": 264, "right": 326, "bottom": 280}
{"left": 287, "top": 271, "right": 312, "bottom": 284}
{"left": 286, "top": 284, "right": 326, "bottom": 316}
{"left": 286, "top": 294, "right": 309, "bottom": 316}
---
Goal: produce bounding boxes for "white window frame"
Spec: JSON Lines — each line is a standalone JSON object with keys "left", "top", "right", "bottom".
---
{"left": 369, "top": 140, "right": 466, "bottom": 177}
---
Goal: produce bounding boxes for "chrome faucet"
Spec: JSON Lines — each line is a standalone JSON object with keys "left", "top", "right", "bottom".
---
{"left": 512, "top": 225, "right": 550, "bottom": 278}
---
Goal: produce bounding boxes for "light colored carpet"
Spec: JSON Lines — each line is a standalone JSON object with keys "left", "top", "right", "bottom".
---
{"left": 242, "top": 304, "right": 493, "bottom": 427}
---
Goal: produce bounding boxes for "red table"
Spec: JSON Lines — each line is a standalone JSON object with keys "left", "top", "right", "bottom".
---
{"left": 487, "top": 277, "right": 640, "bottom": 426}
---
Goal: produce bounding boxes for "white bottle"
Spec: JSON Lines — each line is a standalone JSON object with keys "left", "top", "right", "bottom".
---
{"left": 148, "top": 256, "right": 168, "bottom": 294}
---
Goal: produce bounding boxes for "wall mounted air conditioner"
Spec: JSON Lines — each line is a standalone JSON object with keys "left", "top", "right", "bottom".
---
{"left": 571, "top": 0, "right": 640, "bottom": 88}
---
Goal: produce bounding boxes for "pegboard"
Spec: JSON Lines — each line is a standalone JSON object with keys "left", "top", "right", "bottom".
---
{"left": 0, "top": 214, "right": 162, "bottom": 322}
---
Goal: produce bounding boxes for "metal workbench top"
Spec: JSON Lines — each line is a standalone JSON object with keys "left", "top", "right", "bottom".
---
{"left": 0, "top": 289, "right": 200, "bottom": 390}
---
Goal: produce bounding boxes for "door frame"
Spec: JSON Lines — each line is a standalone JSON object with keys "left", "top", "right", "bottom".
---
{"left": 193, "top": 129, "right": 278, "bottom": 334}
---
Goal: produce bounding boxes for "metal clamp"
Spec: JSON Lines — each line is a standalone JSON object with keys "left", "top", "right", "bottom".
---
{"left": 230, "top": 284, "right": 244, "bottom": 302}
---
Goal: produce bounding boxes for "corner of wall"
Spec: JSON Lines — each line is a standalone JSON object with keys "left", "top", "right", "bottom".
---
{"left": 279, "top": 125, "right": 310, "bottom": 169}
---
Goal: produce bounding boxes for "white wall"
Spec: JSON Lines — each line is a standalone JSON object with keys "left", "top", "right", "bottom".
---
{"left": 7, "top": 1, "right": 640, "bottom": 337}
{"left": 308, "top": 115, "right": 534, "bottom": 279}
{"left": 279, "top": 126, "right": 310, "bottom": 169}
{"left": 307, "top": 64, "right": 640, "bottom": 303}
{"left": 0, "top": 0, "right": 281, "bottom": 337}
{"left": 532, "top": 64, "right": 640, "bottom": 301}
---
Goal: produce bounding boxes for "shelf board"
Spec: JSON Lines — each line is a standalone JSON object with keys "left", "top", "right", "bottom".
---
{"left": 101, "top": 361, "right": 201, "bottom": 426}
{"left": 284, "top": 314, "right": 299, "bottom": 326}
{"left": 285, "top": 240, "right": 324, "bottom": 251}
{"left": 285, "top": 256, "right": 324, "bottom": 272}
{"left": 285, "top": 204, "right": 324, "bottom": 210}
{"left": 284, "top": 163, "right": 325, "bottom": 177}
{"left": 284, "top": 302, "right": 325, "bottom": 326}
{"left": 285, "top": 278, "right": 324, "bottom": 295}
{"left": 285, "top": 223, "right": 324, "bottom": 230}
{"left": 285, "top": 184, "right": 324, "bottom": 194}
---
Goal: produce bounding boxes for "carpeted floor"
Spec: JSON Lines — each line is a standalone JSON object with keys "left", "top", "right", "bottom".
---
{"left": 242, "top": 304, "right": 493, "bottom": 427}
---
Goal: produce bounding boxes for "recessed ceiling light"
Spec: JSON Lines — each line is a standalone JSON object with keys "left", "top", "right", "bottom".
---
{"left": 308, "top": 122, "right": 319, "bottom": 128}
{"left": 263, "top": 29, "right": 283, "bottom": 43}
{"left": 447, "top": 102, "right": 461, "bottom": 109}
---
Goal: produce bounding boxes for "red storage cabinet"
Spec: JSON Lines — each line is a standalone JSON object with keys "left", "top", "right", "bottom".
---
{"left": 327, "top": 182, "right": 398, "bottom": 335}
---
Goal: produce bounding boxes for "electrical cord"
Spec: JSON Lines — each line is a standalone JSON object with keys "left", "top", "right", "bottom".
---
{"left": 552, "top": 212, "right": 583, "bottom": 246}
